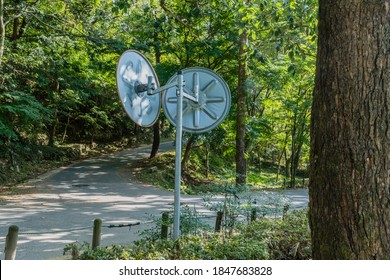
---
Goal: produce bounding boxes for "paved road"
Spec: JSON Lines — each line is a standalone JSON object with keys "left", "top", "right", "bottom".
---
{"left": 0, "top": 142, "right": 308, "bottom": 260}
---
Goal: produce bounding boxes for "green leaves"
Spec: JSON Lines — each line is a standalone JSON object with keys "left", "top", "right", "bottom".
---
{"left": 74, "top": 210, "right": 310, "bottom": 260}
{"left": 0, "top": 91, "right": 50, "bottom": 140}
{"left": 0, "top": 0, "right": 131, "bottom": 144}
{"left": 1, "top": 0, "right": 317, "bottom": 183}
{"left": 112, "top": 0, "right": 133, "bottom": 14}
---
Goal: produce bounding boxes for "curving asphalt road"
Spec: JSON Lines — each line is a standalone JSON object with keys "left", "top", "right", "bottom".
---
{"left": 0, "top": 142, "right": 308, "bottom": 260}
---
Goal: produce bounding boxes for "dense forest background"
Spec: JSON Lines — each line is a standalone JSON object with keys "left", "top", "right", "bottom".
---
{"left": 0, "top": 0, "right": 317, "bottom": 187}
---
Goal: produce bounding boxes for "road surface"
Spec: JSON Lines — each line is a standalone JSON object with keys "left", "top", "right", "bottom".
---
{"left": 0, "top": 142, "right": 308, "bottom": 260}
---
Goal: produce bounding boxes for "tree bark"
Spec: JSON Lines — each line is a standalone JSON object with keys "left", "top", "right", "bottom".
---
{"left": 150, "top": 120, "right": 160, "bottom": 158}
{"left": 181, "top": 136, "right": 194, "bottom": 173}
{"left": 11, "top": 15, "right": 26, "bottom": 42}
{"left": 276, "top": 128, "right": 289, "bottom": 182}
{"left": 290, "top": 112, "right": 297, "bottom": 188}
{"left": 0, "top": 0, "right": 5, "bottom": 69}
{"left": 61, "top": 115, "right": 71, "bottom": 143}
{"left": 150, "top": 43, "right": 162, "bottom": 159}
{"left": 309, "top": 0, "right": 390, "bottom": 259}
{"left": 48, "top": 113, "right": 58, "bottom": 147}
{"left": 235, "top": 30, "right": 248, "bottom": 186}
{"left": 205, "top": 144, "right": 209, "bottom": 178}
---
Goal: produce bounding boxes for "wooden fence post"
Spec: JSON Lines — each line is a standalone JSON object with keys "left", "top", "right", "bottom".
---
{"left": 251, "top": 208, "right": 257, "bottom": 222}
{"left": 92, "top": 219, "right": 102, "bottom": 250}
{"left": 161, "top": 212, "right": 169, "bottom": 239}
{"left": 282, "top": 205, "right": 290, "bottom": 219}
{"left": 5, "top": 225, "right": 19, "bottom": 260}
{"left": 215, "top": 211, "right": 224, "bottom": 232}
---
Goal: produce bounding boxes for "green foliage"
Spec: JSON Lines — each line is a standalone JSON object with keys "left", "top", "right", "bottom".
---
{"left": 1, "top": 0, "right": 317, "bottom": 189}
{"left": 172, "top": 233, "right": 269, "bottom": 260}
{"left": 1, "top": 0, "right": 129, "bottom": 146}
{"left": 0, "top": 91, "right": 50, "bottom": 140}
{"left": 64, "top": 242, "right": 135, "bottom": 260}
{"left": 0, "top": 141, "right": 80, "bottom": 185}
{"left": 133, "top": 151, "right": 176, "bottom": 191}
{"left": 72, "top": 210, "right": 310, "bottom": 260}
{"left": 257, "top": 210, "right": 312, "bottom": 259}
{"left": 138, "top": 205, "right": 212, "bottom": 242}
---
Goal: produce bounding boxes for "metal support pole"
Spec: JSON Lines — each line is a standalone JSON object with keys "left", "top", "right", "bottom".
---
{"left": 173, "top": 71, "right": 184, "bottom": 240}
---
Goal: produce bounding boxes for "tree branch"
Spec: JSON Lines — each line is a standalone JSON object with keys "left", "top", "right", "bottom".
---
{"left": 159, "top": 0, "right": 192, "bottom": 29}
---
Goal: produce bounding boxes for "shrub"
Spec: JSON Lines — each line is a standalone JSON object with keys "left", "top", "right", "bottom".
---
{"left": 256, "top": 210, "right": 311, "bottom": 259}
{"left": 72, "top": 210, "right": 311, "bottom": 260}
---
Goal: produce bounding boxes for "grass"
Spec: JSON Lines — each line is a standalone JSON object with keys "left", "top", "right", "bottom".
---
{"left": 132, "top": 151, "right": 176, "bottom": 191}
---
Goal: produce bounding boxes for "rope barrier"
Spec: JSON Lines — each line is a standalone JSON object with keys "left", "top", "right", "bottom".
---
{"left": 7, "top": 221, "right": 149, "bottom": 237}
{"left": 0, "top": 222, "right": 151, "bottom": 242}
{"left": 104, "top": 222, "right": 141, "bottom": 229}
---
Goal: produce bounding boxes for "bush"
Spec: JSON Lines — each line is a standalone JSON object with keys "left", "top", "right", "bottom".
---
{"left": 72, "top": 210, "right": 311, "bottom": 260}
{"left": 74, "top": 233, "right": 269, "bottom": 260}
{"left": 169, "top": 233, "right": 269, "bottom": 260}
{"left": 257, "top": 210, "right": 311, "bottom": 259}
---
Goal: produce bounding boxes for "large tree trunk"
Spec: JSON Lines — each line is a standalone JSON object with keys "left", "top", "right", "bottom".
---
{"left": 309, "top": 1, "right": 390, "bottom": 259}
{"left": 235, "top": 30, "right": 247, "bottom": 186}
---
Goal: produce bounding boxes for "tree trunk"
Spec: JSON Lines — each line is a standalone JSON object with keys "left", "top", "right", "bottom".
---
{"left": 0, "top": 0, "right": 5, "bottom": 69}
{"left": 48, "top": 111, "right": 58, "bottom": 147}
{"left": 150, "top": 45, "right": 162, "bottom": 159}
{"left": 181, "top": 136, "right": 194, "bottom": 173}
{"left": 284, "top": 148, "right": 291, "bottom": 179}
{"left": 11, "top": 17, "right": 19, "bottom": 41}
{"left": 150, "top": 120, "right": 160, "bottom": 158}
{"left": 10, "top": 15, "right": 25, "bottom": 42}
{"left": 61, "top": 115, "right": 71, "bottom": 143}
{"left": 205, "top": 144, "right": 209, "bottom": 178}
{"left": 309, "top": 1, "right": 390, "bottom": 259}
{"left": 133, "top": 124, "right": 139, "bottom": 145}
{"left": 290, "top": 113, "right": 297, "bottom": 188}
{"left": 48, "top": 123, "right": 57, "bottom": 147}
{"left": 235, "top": 30, "right": 247, "bottom": 186}
{"left": 276, "top": 129, "right": 289, "bottom": 182}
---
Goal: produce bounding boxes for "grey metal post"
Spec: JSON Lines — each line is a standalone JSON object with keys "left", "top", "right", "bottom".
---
{"left": 173, "top": 71, "right": 184, "bottom": 240}
{"left": 4, "top": 225, "right": 19, "bottom": 260}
